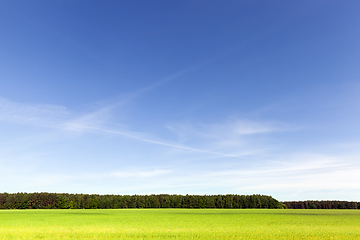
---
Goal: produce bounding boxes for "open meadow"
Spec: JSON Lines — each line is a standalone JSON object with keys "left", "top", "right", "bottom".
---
{"left": 0, "top": 209, "right": 359, "bottom": 239}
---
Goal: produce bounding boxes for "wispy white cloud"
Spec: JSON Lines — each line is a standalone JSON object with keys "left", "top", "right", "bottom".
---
{"left": 58, "top": 69, "right": 190, "bottom": 132}
{"left": 95, "top": 153, "right": 358, "bottom": 199}
{"left": 2, "top": 147, "right": 359, "bottom": 199}
{"left": 167, "top": 119, "right": 284, "bottom": 142}
{"left": 57, "top": 106, "right": 286, "bottom": 158}
{"left": 110, "top": 169, "right": 172, "bottom": 178}
{"left": 0, "top": 96, "right": 240, "bottom": 157}
{"left": 167, "top": 153, "right": 360, "bottom": 200}
{"left": 0, "top": 95, "right": 295, "bottom": 159}
{"left": 211, "top": 119, "right": 280, "bottom": 135}
{"left": 59, "top": 106, "right": 114, "bottom": 132}
{"left": 0, "top": 67, "right": 189, "bottom": 128}
{"left": 0, "top": 97, "right": 69, "bottom": 126}
{"left": 0, "top": 167, "right": 173, "bottom": 194}
{"left": 165, "top": 119, "right": 291, "bottom": 157}
{"left": 88, "top": 127, "right": 240, "bottom": 157}
{"left": 204, "top": 154, "right": 343, "bottom": 178}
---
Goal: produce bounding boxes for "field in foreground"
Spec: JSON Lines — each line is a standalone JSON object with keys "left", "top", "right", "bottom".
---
{"left": 0, "top": 209, "right": 359, "bottom": 239}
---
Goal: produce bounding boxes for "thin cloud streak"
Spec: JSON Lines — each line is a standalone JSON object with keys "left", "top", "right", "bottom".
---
{"left": 0, "top": 66, "right": 290, "bottom": 160}
{"left": 0, "top": 97, "right": 69, "bottom": 126}
{"left": 110, "top": 169, "right": 172, "bottom": 178}
{"left": 93, "top": 127, "right": 239, "bottom": 157}
{"left": 0, "top": 67, "right": 188, "bottom": 127}
{"left": 166, "top": 119, "right": 290, "bottom": 156}
{"left": 0, "top": 97, "right": 240, "bottom": 157}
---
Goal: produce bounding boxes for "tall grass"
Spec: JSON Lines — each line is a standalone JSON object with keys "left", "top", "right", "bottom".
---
{"left": 0, "top": 209, "right": 359, "bottom": 239}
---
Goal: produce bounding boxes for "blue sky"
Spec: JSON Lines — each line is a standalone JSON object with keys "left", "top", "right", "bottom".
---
{"left": 1, "top": 0, "right": 360, "bottom": 201}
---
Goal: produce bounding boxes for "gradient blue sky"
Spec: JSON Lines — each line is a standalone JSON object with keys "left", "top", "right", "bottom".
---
{"left": 1, "top": 0, "right": 360, "bottom": 201}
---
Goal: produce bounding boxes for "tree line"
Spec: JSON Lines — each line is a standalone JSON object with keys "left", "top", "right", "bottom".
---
{"left": 283, "top": 201, "right": 360, "bottom": 209}
{"left": 0, "top": 193, "right": 283, "bottom": 209}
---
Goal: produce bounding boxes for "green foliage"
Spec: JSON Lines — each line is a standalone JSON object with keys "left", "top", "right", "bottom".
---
{"left": 1, "top": 193, "right": 358, "bottom": 210}
{"left": 87, "top": 198, "right": 99, "bottom": 209}
{"left": 0, "top": 193, "right": 284, "bottom": 209}
{"left": 283, "top": 200, "right": 360, "bottom": 209}
{"left": 56, "top": 195, "right": 72, "bottom": 209}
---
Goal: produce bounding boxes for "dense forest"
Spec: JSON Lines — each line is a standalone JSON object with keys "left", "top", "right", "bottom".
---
{"left": 1, "top": 193, "right": 358, "bottom": 209}
{"left": 283, "top": 201, "right": 360, "bottom": 209}
{"left": 0, "top": 193, "right": 283, "bottom": 209}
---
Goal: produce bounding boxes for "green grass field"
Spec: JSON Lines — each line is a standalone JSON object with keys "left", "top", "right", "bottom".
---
{"left": 0, "top": 209, "right": 359, "bottom": 239}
